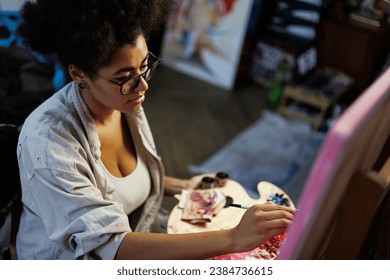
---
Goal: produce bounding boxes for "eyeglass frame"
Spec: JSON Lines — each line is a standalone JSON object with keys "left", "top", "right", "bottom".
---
{"left": 90, "top": 51, "right": 161, "bottom": 95}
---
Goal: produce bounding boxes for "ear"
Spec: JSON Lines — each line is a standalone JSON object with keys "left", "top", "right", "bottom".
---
{"left": 68, "top": 64, "right": 87, "bottom": 82}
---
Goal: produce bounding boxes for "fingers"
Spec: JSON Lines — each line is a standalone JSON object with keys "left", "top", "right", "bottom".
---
{"left": 262, "top": 217, "right": 292, "bottom": 230}
{"left": 239, "top": 204, "right": 295, "bottom": 232}
{"left": 240, "top": 204, "right": 295, "bottom": 226}
{"left": 249, "top": 203, "right": 295, "bottom": 230}
{"left": 232, "top": 202, "right": 296, "bottom": 252}
{"left": 251, "top": 203, "right": 296, "bottom": 215}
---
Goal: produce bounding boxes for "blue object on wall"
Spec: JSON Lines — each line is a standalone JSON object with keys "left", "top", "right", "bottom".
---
{"left": 0, "top": 10, "right": 66, "bottom": 91}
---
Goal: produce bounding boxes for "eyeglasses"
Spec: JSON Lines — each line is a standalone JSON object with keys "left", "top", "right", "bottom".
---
{"left": 92, "top": 52, "right": 161, "bottom": 95}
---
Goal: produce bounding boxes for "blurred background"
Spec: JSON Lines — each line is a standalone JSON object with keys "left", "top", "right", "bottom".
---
{"left": 147, "top": 0, "right": 390, "bottom": 201}
{"left": 1, "top": 0, "right": 390, "bottom": 204}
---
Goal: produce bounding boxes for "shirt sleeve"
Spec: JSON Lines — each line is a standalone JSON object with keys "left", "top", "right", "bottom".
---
{"left": 23, "top": 167, "right": 132, "bottom": 259}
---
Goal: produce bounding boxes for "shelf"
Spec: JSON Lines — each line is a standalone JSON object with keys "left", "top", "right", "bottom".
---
{"left": 278, "top": 106, "right": 322, "bottom": 129}
{"left": 277, "top": 68, "right": 353, "bottom": 130}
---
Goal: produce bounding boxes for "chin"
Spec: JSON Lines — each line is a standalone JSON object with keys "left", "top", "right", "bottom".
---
{"left": 126, "top": 104, "right": 142, "bottom": 113}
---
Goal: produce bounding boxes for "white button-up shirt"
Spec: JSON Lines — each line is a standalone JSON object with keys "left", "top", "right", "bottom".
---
{"left": 16, "top": 82, "right": 164, "bottom": 259}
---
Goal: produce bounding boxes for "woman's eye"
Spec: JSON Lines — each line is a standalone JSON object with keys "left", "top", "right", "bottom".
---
{"left": 116, "top": 75, "right": 131, "bottom": 82}
{"left": 115, "top": 65, "right": 148, "bottom": 82}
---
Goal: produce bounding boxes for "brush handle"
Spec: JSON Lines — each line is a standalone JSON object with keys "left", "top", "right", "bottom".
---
{"left": 229, "top": 203, "right": 249, "bottom": 209}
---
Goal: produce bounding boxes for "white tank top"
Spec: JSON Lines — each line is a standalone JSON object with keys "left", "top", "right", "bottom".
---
{"left": 100, "top": 151, "right": 151, "bottom": 215}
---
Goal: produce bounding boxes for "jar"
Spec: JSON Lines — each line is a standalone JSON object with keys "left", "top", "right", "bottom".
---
{"left": 215, "top": 172, "right": 229, "bottom": 187}
{"left": 199, "top": 176, "right": 215, "bottom": 189}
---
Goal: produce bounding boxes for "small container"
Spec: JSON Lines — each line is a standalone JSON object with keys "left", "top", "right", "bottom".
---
{"left": 215, "top": 172, "right": 229, "bottom": 187}
{"left": 199, "top": 176, "right": 215, "bottom": 189}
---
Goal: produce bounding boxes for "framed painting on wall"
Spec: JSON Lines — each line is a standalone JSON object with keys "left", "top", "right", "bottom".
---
{"left": 160, "top": 0, "right": 257, "bottom": 90}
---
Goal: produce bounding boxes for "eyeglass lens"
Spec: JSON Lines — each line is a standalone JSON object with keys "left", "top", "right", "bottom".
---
{"left": 121, "top": 59, "right": 160, "bottom": 95}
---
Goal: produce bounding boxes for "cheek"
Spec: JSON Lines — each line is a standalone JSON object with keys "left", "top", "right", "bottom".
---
{"left": 97, "top": 88, "right": 116, "bottom": 102}
{"left": 89, "top": 82, "right": 143, "bottom": 112}
{"left": 90, "top": 84, "right": 122, "bottom": 108}
{"left": 91, "top": 80, "right": 117, "bottom": 99}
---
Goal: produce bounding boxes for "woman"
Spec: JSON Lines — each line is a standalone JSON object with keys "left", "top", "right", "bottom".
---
{"left": 16, "top": 0, "right": 295, "bottom": 260}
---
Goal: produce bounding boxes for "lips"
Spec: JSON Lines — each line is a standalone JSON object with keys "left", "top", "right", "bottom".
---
{"left": 129, "top": 94, "right": 145, "bottom": 104}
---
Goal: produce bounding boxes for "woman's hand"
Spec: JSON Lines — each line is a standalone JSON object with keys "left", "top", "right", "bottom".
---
{"left": 163, "top": 175, "right": 201, "bottom": 196}
{"left": 229, "top": 203, "right": 296, "bottom": 253}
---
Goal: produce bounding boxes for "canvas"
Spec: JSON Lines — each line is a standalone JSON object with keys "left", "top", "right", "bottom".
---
{"left": 160, "top": 0, "right": 256, "bottom": 90}
{"left": 278, "top": 67, "right": 390, "bottom": 259}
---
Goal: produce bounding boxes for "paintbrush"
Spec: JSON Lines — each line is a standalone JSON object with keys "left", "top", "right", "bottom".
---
{"left": 228, "top": 203, "right": 250, "bottom": 209}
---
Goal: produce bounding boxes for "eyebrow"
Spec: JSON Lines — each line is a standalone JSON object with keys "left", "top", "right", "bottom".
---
{"left": 112, "top": 53, "right": 150, "bottom": 76}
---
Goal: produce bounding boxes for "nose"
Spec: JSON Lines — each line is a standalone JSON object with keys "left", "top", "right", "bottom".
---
{"left": 133, "top": 75, "right": 148, "bottom": 92}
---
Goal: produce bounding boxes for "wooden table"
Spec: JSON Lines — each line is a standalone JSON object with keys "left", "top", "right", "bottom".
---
{"left": 167, "top": 176, "right": 295, "bottom": 234}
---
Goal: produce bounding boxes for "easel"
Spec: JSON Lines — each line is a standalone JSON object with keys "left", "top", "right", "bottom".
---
{"left": 324, "top": 154, "right": 390, "bottom": 259}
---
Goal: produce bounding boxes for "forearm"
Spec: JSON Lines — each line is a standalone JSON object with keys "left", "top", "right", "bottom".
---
{"left": 115, "top": 230, "right": 235, "bottom": 260}
{"left": 115, "top": 203, "right": 295, "bottom": 260}
{"left": 163, "top": 175, "right": 191, "bottom": 196}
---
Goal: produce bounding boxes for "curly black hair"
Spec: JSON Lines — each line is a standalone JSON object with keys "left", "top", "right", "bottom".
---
{"left": 17, "top": 0, "right": 173, "bottom": 74}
